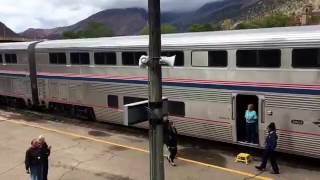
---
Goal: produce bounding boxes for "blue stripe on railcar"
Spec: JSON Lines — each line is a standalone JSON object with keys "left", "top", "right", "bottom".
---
{"left": 0, "top": 72, "right": 319, "bottom": 95}
{"left": 37, "top": 74, "right": 320, "bottom": 96}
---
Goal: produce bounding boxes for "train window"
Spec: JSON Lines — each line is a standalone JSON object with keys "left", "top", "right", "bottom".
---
{"left": 0, "top": 55, "right": 2, "bottom": 63}
{"left": 208, "top": 51, "right": 228, "bottom": 67}
{"left": 70, "top": 53, "right": 90, "bottom": 65}
{"left": 292, "top": 48, "right": 320, "bottom": 68}
{"left": 122, "top": 52, "right": 146, "bottom": 66}
{"left": 161, "top": 51, "right": 184, "bottom": 66}
{"left": 107, "top": 95, "right": 118, "bottom": 108}
{"left": 49, "top": 53, "right": 66, "bottom": 64}
{"left": 123, "top": 96, "right": 147, "bottom": 105}
{"left": 5, "top": 54, "right": 17, "bottom": 64}
{"left": 168, "top": 101, "right": 185, "bottom": 117}
{"left": 94, "top": 52, "right": 116, "bottom": 65}
{"left": 259, "top": 50, "right": 281, "bottom": 67}
{"left": 236, "top": 50, "right": 281, "bottom": 68}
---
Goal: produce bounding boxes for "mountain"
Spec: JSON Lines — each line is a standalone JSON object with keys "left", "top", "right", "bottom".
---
{"left": 21, "top": 8, "right": 148, "bottom": 39}
{"left": 67, "top": 8, "right": 148, "bottom": 36}
{"left": 19, "top": 0, "right": 310, "bottom": 39}
{"left": 172, "top": 0, "right": 250, "bottom": 27}
{"left": 21, "top": 27, "right": 65, "bottom": 39}
{"left": 161, "top": 11, "right": 190, "bottom": 23}
{"left": 172, "top": 0, "right": 302, "bottom": 29}
{"left": 0, "top": 21, "right": 21, "bottom": 39}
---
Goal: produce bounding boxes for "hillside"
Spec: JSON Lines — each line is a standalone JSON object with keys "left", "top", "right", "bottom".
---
{"left": 18, "top": 0, "right": 319, "bottom": 39}
{"left": 21, "top": 8, "right": 149, "bottom": 39}
{"left": 172, "top": 0, "right": 308, "bottom": 29}
{"left": 0, "top": 21, "right": 21, "bottom": 39}
{"left": 172, "top": 0, "right": 261, "bottom": 27}
{"left": 67, "top": 8, "right": 148, "bottom": 36}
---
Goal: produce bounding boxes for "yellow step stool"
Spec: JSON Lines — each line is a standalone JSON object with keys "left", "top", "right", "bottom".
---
{"left": 235, "top": 153, "right": 252, "bottom": 164}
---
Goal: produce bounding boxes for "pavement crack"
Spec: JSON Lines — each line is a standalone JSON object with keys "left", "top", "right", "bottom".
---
{"left": 107, "top": 153, "right": 116, "bottom": 161}
{"left": 57, "top": 153, "right": 108, "bottom": 180}
{"left": 0, "top": 162, "right": 24, "bottom": 176}
{"left": 53, "top": 141, "right": 81, "bottom": 153}
{"left": 58, "top": 160, "right": 82, "bottom": 180}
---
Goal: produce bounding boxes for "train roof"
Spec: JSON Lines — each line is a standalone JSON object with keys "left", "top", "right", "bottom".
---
{"left": 36, "top": 25, "right": 320, "bottom": 49}
{"left": 1, "top": 25, "right": 320, "bottom": 50}
{"left": 0, "top": 41, "right": 36, "bottom": 50}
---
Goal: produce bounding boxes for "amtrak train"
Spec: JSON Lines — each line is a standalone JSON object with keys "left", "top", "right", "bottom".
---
{"left": 0, "top": 25, "right": 319, "bottom": 158}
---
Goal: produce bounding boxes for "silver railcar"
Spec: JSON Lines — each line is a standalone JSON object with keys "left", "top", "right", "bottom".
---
{"left": 0, "top": 25, "right": 319, "bottom": 158}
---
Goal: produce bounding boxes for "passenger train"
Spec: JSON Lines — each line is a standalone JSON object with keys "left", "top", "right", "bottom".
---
{"left": 0, "top": 25, "right": 319, "bottom": 158}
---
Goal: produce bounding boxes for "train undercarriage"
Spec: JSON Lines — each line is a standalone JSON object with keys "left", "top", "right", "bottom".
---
{"left": 0, "top": 95, "right": 95, "bottom": 121}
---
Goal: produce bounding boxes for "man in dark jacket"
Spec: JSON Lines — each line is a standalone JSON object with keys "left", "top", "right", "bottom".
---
{"left": 25, "top": 139, "right": 43, "bottom": 180}
{"left": 164, "top": 121, "right": 178, "bottom": 166}
{"left": 255, "top": 122, "right": 280, "bottom": 174}
{"left": 39, "top": 135, "right": 51, "bottom": 180}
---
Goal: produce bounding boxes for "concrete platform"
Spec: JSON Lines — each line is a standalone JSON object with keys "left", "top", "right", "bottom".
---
{"left": 0, "top": 109, "right": 319, "bottom": 180}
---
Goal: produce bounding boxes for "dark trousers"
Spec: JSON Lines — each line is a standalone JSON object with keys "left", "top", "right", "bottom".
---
{"left": 168, "top": 147, "right": 177, "bottom": 162}
{"left": 260, "top": 150, "right": 279, "bottom": 173}
{"left": 43, "top": 160, "right": 49, "bottom": 180}
{"left": 30, "top": 164, "right": 43, "bottom": 180}
{"left": 246, "top": 122, "right": 256, "bottom": 143}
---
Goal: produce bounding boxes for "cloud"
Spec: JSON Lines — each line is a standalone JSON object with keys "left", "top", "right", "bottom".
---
{"left": 0, "top": 0, "right": 218, "bottom": 32}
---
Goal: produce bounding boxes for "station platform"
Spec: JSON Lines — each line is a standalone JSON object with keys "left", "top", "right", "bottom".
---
{"left": 0, "top": 109, "right": 319, "bottom": 180}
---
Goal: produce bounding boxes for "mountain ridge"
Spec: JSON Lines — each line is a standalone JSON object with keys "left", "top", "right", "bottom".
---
{"left": 2, "top": 0, "right": 317, "bottom": 39}
{"left": 0, "top": 21, "right": 21, "bottom": 39}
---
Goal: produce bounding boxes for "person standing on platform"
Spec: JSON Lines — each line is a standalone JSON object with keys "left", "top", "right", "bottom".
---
{"left": 245, "top": 104, "right": 258, "bottom": 143}
{"left": 165, "top": 121, "right": 178, "bottom": 166}
{"left": 25, "top": 139, "right": 43, "bottom": 180}
{"left": 39, "top": 135, "right": 51, "bottom": 180}
{"left": 255, "top": 122, "right": 280, "bottom": 174}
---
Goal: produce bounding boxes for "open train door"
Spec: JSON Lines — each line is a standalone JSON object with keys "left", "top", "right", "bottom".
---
{"left": 123, "top": 97, "right": 168, "bottom": 126}
{"left": 232, "top": 93, "right": 265, "bottom": 145}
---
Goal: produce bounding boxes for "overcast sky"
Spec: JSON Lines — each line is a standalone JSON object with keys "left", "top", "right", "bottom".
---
{"left": 0, "top": 0, "right": 219, "bottom": 32}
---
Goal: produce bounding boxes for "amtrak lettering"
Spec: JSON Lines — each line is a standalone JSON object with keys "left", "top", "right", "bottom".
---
{"left": 291, "top": 119, "right": 304, "bottom": 125}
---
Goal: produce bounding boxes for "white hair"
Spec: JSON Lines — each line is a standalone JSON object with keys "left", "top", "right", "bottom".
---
{"left": 38, "top": 135, "right": 45, "bottom": 141}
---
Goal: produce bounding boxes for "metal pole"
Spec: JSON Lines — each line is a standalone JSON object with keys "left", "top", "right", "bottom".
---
{"left": 148, "top": 0, "right": 164, "bottom": 180}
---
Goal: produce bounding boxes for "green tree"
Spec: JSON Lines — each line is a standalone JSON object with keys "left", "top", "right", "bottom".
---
{"left": 221, "top": 19, "right": 234, "bottom": 30}
{"left": 141, "top": 23, "right": 178, "bottom": 35}
{"left": 80, "top": 22, "right": 113, "bottom": 38}
{"left": 211, "top": 24, "right": 222, "bottom": 31}
{"left": 236, "top": 13, "right": 293, "bottom": 30}
{"left": 63, "top": 22, "right": 113, "bottom": 39}
{"left": 311, "top": 15, "right": 320, "bottom": 24}
{"left": 62, "top": 31, "right": 79, "bottom": 39}
{"left": 161, "top": 24, "right": 178, "bottom": 34}
{"left": 188, "top": 23, "right": 213, "bottom": 32}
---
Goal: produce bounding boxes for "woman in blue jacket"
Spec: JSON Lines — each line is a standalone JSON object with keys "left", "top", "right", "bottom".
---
{"left": 245, "top": 104, "right": 258, "bottom": 143}
{"left": 255, "top": 122, "right": 280, "bottom": 174}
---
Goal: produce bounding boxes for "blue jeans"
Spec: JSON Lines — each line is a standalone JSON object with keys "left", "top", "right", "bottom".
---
{"left": 246, "top": 122, "right": 256, "bottom": 143}
{"left": 30, "top": 164, "right": 43, "bottom": 180}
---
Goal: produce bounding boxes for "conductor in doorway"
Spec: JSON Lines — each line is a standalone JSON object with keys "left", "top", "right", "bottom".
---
{"left": 255, "top": 122, "right": 280, "bottom": 174}
{"left": 245, "top": 104, "right": 258, "bottom": 143}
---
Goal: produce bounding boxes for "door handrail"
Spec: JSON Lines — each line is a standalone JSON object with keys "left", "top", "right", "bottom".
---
{"left": 261, "top": 98, "right": 265, "bottom": 124}
{"left": 231, "top": 96, "right": 235, "bottom": 120}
